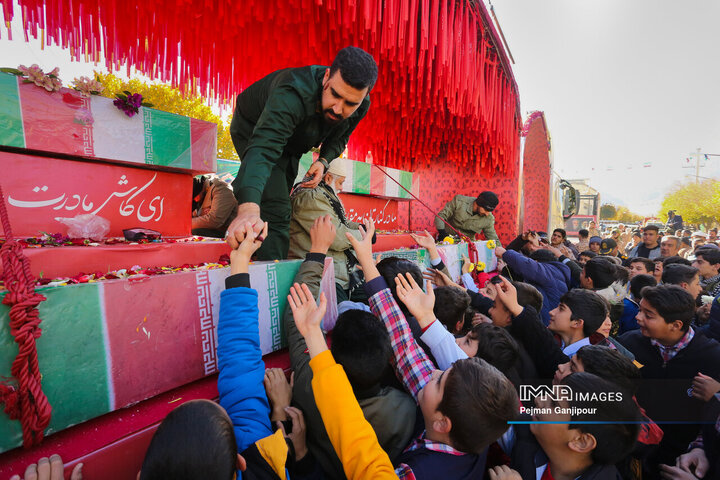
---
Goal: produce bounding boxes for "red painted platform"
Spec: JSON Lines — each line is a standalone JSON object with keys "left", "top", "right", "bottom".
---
{"left": 8, "top": 241, "right": 231, "bottom": 280}
{"left": 0, "top": 349, "right": 290, "bottom": 480}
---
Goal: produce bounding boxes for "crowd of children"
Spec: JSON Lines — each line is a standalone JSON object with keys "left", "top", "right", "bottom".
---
{"left": 14, "top": 219, "right": 720, "bottom": 480}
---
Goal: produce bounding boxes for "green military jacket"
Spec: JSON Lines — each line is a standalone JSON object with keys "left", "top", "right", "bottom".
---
{"left": 288, "top": 184, "right": 362, "bottom": 289}
{"left": 230, "top": 66, "right": 371, "bottom": 205}
{"left": 434, "top": 194, "right": 499, "bottom": 240}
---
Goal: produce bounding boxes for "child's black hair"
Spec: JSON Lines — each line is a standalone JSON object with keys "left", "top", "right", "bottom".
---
{"left": 331, "top": 309, "right": 393, "bottom": 393}
{"left": 559, "top": 289, "right": 608, "bottom": 337}
{"left": 140, "top": 400, "right": 237, "bottom": 480}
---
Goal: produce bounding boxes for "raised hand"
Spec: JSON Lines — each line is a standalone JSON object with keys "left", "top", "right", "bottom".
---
{"left": 310, "top": 214, "right": 337, "bottom": 254}
{"left": 345, "top": 218, "right": 375, "bottom": 261}
{"left": 287, "top": 283, "right": 328, "bottom": 358}
{"left": 410, "top": 230, "right": 438, "bottom": 252}
{"left": 493, "top": 276, "right": 523, "bottom": 317}
{"left": 395, "top": 273, "right": 436, "bottom": 328}
{"left": 422, "top": 268, "right": 461, "bottom": 289}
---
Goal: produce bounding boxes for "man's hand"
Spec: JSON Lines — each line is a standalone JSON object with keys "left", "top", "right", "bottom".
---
{"left": 310, "top": 214, "right": 337, "bottom": 254}
{"left": 230, "top": 221, "right": 268, "bottom": 274}
{"left": 411, "top": 230, "right": 439, "bottom": 259}
{"left": 395, "top": 273, "right": 436, "bottom": 328}
{"left": 422, "top": 268, "right": 460, "bottom": 289}
{"left": 300, "top": 161, "right": 325, "bottom": 188}
{"left": 692, "top": 372, "right": 720, "bottom": 402}
{"left": 488, "top": 465, "right": 522, "bottom": 480}
{"left": 345, "top": 218, "right": 379, "bottom": 281}
{"left": 660, "top": 464, "right": 702, "bottom": 479}
{"left": 676, "top": 448, "right": 709, "bottom": 478}
{"left": 278, "top": 406, "right": 308, "bottom": 461}
{"left": 10, "top": 455, "right": 82, "bottom": 480}
{"left": 493, "top": 276, "right": 523, "bottom": 317}
{"left": 264, "top": 368, "right": 293, "bottom": 422}
{"left": 494, "top": 246, "right": 507, "bottom": 258}
{"left": 226, "top": 202, "right": 262, "bottom": 249}
{"left": 287, "top": 283, "right": 328, "bottom": 358}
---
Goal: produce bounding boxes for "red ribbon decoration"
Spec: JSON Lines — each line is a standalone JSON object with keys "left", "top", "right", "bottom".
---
{"left": 1, "top": 0, "right": 521, "bottom": 176}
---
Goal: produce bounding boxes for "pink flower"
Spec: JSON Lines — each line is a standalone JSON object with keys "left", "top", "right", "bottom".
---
{"left": 72, "top": 76, "right": 105, "bottom": 97}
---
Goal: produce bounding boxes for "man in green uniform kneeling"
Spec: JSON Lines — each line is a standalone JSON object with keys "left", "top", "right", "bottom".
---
{"left": 226, "top": 46, "right": 378, "bottom": 260}
{"left": 435, "top": 191, "right": 500, "bottom": 241}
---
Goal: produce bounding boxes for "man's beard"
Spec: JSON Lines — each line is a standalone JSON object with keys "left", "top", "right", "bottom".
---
{"left": 322, "top": 109, "right": 343, "bottom": 125}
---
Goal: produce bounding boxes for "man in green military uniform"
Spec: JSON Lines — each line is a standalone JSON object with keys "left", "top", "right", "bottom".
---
{"left": 435, "top": 191, "right": 500, "bottom": 241}
{"left": 226, "top": 46, "right": 378, "bottom": 260}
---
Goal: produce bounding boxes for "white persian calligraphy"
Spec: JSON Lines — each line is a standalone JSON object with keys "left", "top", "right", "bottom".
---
{"left": 8, "top": 174, "right": 165, "bottom": 223}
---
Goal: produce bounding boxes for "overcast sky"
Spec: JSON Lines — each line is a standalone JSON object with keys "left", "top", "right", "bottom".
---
{"left": 491, "top": 0, "right": 720, "bottom": 214}
{"left": 2, "top": 1, "right": 719, "bottom": 215}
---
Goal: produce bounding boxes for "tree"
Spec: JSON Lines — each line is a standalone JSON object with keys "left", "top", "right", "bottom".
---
{"left": 95, "top": 72, "right": 239, "bottom": 160}
{"left": 614, "top": 206, "right": 643, "bottom": 224}
{"left": 600, "top": 203, "right": 617, "bottom": 220}
{"left": 660, "top": 180, "right": 720, "bottom": 227}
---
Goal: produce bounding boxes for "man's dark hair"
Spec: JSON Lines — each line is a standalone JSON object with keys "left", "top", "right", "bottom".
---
{"left": 513, "top": 281, "right": 543, "bottom": 313}
{"left": 467, "top": 324, "right": 521, "bottom": 385}
{"left": 663, "top": 256, "right": 691, "bottom": 267}
{"left": 661, "top": 264, "right": 699, "bottom": 287}
{"left": 561, "top": 373, "right": 641, "bottom": 465}
{"left": 377, "top": 257, "right": 423, "bottom": 316}
{"left": 331, "top": 310, "right": 392, "bottom": 392}
{"left": 433, "top": 286, "right": 472, "bottom": 334}
{"left": 583, "top": 257, "right": 616, "bottom": 289}
{"left": 643, "top": 225, "right": 659, "bottom": 233}
{"left": 192, "top": 176, "right": 205, "bottom": 198}
{"left": 560, "top": 289, "right": 608, "bottom": 336}
{"left": 553, "top": 228, "right": 567, "bottom": 239}
{"left": 680, "top": 237, "right": 692, "bottom": 247}
{"left": 629, "top": 257, "right": 655, "bottom": 273}
{"left": 578, "top": 229, "right": 589, "bottom": 238}
{"left": 438, "top": 358, "right": 518, "bottom": 454}
{"left": 579, "top": 250, "right": 598, "bottom": 260}
{"left": 529, "top": 249, "right": 557, "bottom": 264}
{"left": 140, "top": 400, "right": 236, "bottom": 480}
{"left": 576, "top": 345, "right": 641, "bottom": 394}
{"left": 329, "top": 46, "right": 378, "bottom": 91}
{"left": 695, "top": 246, "right": 720, "bottom": 266}
{"left": 641, "top": 285, "right": 696, "bottom": 331}
{"left": 629, "top": 274, "right": 657, "bottom": 300}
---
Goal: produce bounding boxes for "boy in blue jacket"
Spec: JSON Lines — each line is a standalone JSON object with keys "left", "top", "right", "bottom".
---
{"left": 139, "top": 221, "right": 314, "bottom": 480}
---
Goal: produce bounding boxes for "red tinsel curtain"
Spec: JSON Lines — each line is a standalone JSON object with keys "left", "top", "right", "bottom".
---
{"left": 1, "top": 0, "right": 521, "bottom": 175}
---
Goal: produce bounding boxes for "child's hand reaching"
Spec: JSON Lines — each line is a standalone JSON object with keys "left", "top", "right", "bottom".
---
{"left": 395, "top": 273, "right": 436, "bottom": 329}
{"left": 345, "top": 218, "right": 379, "bottom": 280}
{"left": 230, "top": 221, "right": 268, "bottom": 274}
{"left": 493, "top": 276, "right": 523, "bottom": 317}
{"left": 288, "top": 283, "right": 328, "bottom": 358}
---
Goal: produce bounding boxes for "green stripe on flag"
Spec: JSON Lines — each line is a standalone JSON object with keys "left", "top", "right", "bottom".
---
{"left": 353, "top": 162, "right": 371, "bottom": 194}
{"left": 399, "top": 171, "right": 413, "bottom": 199}
{"left": 0, "top": 73, "right": 25, "bottom": 148}
{"left": 146, "top": 109, "right": 192, "bottom": 168}
{"left": 265, "top": 261, "right": 302, "bottom": 351}
{"left": 0, "top": 284, "right": 110, "bottom": 453}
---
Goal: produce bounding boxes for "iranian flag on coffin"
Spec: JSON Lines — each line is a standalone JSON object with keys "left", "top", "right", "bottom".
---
{"left": 0, "top": 74, "right": 216, "bottom": 174}
{"left": 0, "top": 259, "right": 336, "bottom": 453}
